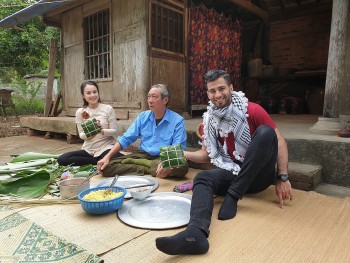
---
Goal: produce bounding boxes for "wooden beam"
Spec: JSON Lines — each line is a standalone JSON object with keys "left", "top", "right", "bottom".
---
{"left": 45, "top": 0, "right": 92, "bottom": 17}
{"left": 67, "top": 102, "right": 141, "bottom": 109}
{"left": 44, "top": 39, "right": 58, "bottom": 117}
{"left": 220, "top": 0, "right": 269, "bottom": 24}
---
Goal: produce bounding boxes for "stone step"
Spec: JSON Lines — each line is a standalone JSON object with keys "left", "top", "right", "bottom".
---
{"left": 288, "top": 162, "right": 322, "bottom": 191}
{"left": 186, "top": 156, "right": 322, "bottom": 191}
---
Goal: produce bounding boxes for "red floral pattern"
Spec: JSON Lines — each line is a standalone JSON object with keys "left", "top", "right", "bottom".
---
{"left": 189, "top": 4, "right": 242, "bottom": 106}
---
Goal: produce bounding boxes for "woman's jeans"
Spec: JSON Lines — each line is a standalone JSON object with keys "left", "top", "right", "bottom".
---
{"left": 189, "top": 125, "right": 278, "bottom": 236}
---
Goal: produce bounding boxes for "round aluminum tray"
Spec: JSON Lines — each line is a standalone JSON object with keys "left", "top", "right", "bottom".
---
{"left": 118, "top": 192, "right": 191, "bottom": 229}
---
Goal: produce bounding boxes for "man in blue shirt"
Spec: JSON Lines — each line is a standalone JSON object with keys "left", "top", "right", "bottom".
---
{"left": 97, "top": 84, "right": 188, "bottom": 178}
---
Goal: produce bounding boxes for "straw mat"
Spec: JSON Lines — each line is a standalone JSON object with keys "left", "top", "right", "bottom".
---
{"left": 101, "top": 186, "right": 350, "bottom": 263}
{"left": 18, "top": 204, "right": 148, "bottom": 255}
{"left": 0, "top": 206, "right": 101, "bottom": 263}
{"left": 16, "top": 172, "right": 199, "bottom": 257}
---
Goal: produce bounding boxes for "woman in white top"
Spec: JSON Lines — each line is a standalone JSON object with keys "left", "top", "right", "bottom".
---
{"left": 58, "top": 81, "right": 119, "bottom": 166}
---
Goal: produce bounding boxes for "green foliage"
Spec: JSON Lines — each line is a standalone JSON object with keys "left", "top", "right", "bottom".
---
{"left": 0, "top": 0, "right": 60, "bottom": 82}
{"left": 12, "top": 96, "right": 45, "bottom": 115}
{"left": 10, "top": 76, "right": 41, "bottom": 99}
{"left": 6, "top": 76, "right": 45, "bottom": 115}
{"left": 0, "top": 151, "right": 97, "bottom": 198}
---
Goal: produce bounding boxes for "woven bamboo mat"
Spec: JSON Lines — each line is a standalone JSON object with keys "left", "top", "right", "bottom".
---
{"left": 17, "top": 170, "right": 199, "bottom": 256}
{"left": 101, "top": 187, "right": 350, "bottom": 263}
{"left": 9, "top": 168, "right": 350, "bottom": 262}
{"left": 0, "top": 206, "right": 101, "bottom": 263}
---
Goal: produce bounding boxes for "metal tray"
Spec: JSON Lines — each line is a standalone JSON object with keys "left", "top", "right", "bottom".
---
{"left": 118, "top": 192, "right": 191, "bottom": 229}
{"left": 90, "top": 175, "right": 158, "bottom": 199}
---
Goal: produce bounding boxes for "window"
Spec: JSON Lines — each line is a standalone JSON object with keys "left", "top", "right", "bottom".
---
{"left": 151, "top": 0, "right": 185, "bottom": 56}
{"left": 83, "top": 9, "right": 111, "bottom": 80}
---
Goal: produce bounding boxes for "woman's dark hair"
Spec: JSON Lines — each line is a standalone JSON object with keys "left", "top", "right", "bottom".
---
{"left": 80, "top": 80, "right": 101, "bottom": 107}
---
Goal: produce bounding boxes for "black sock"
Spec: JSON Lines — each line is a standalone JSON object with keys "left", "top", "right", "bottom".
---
{"left": 155, "top": 226, "right": 209, "bottom": 255}
{"left": 218, "top": 193, "right": 238, "bottom": 220}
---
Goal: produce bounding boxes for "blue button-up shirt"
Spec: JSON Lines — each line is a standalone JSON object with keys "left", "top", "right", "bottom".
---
{"left": 117, "top": 109, "right": 187, "bottom": 156}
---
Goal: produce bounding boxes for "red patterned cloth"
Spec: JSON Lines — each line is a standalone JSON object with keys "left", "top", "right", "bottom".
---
{"left": 189, "top": 4, "right": 242, "bottom": 106}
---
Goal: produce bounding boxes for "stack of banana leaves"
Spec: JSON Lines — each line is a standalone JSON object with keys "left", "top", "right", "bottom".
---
{"left": 0, "top": 152, "right": 95, "bottom": 200}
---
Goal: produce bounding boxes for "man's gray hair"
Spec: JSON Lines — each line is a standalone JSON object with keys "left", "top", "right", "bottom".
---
{"left": 151, "top": 84, "right": 171, "bottom": 106}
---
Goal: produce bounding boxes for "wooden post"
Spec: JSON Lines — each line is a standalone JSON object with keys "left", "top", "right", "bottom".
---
{"left": 44, "top": 39, "right": 58, "bottom": 117}
{"left": 323, "top": 0, "right": 348, "bottom": 118}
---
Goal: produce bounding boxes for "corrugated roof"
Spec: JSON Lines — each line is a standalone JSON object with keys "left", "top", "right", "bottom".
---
{"left": 0, "top": 0, "right": 71, "bottom": 28}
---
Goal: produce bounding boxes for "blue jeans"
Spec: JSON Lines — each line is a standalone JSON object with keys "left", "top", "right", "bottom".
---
{"left": 188, "top": 125, "right": 278, "bottom": 236}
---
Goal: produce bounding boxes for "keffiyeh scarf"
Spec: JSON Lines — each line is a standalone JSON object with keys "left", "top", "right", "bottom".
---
{"left": 203, "top": 91, "right": 251, "bottom": 175}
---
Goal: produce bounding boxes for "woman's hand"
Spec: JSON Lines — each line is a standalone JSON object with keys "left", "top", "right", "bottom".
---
{"left": 96, "top": 120, "right": 104, "bottom": 135}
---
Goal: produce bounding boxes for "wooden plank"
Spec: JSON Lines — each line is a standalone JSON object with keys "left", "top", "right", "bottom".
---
{"left": 222, "top": 0, "right": 269, "bottom": 24}
{"left": 294, "top": 70, "right": 327, "bottom": 77}
{"left": 67, "top": 102, "right": 141, "bottom": 109}
{"left": 49, "top": 91, "right": 62, "bottom": 117}
{"left": 45, "top": 0, "right": 92, "bottom": 17}
{"left": 115, "top": 109, "right": 129, "bottom": 120}
{"left": 103, "top": 101, "right": 141, "bottom": 109}
{"left": 66, "top": 106, "right": 129, "bottom": 120}
{"left": 44, "top": 39, "right": 58, "bottom": 117}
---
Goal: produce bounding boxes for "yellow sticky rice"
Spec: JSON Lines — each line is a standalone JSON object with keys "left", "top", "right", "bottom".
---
{"left": 83, "top": 189, "right": 123, "bottom": 201}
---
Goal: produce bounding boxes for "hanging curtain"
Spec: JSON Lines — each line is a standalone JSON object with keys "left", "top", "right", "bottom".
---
{"left": 189, "top": 3, "right": 242, "bottom": 106}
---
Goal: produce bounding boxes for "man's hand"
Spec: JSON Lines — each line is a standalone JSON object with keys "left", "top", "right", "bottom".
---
{"left": 156, "top": 162, "right": 172, "bottom": 178}
{"left": 275, "top": 180, "right": 293, "bottom": 208}
{"left": 97, "top": 157, "right": 110, "bottom": 173}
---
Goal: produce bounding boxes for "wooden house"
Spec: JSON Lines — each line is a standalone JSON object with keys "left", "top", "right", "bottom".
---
{"left": 43, "top": 0, "right": 189, "bottom": 120}
{"left": 1, "top": 0, "right": 349, "bottom": 136}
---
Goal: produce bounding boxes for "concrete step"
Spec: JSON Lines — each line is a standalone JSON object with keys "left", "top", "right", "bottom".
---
{"left": 186, "top": 157, "right": 322, "bottom": 191}
{"left": 288, "top": 162, "right": 322, "bottom": 191}
{"left": 314, "top": 183, "right": 350, "bottom": 198}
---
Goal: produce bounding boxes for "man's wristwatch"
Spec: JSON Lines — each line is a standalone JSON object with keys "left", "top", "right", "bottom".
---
{"left": 277, "top": 174, "right": 289, "bottom": 182}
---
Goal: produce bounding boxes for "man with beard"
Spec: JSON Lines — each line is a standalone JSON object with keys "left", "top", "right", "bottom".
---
{"left": 156, "top": 69, "right": 293, "bottom": 255}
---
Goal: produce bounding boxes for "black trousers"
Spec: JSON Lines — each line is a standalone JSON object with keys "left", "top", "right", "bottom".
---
{"left": 189, "top": 125, "right": 278, "bottom": 236}
{"left": 57, "top": 149, "right": 117, "bottom": 166}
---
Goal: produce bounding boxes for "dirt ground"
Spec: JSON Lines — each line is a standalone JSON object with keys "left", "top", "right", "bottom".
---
{"left": 0, "top": 116, "right": 27, "bottom": 138}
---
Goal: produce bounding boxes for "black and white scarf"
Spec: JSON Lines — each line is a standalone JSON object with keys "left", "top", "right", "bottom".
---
{"left": 203, "top": 91, "right": 251, "bottom": 175}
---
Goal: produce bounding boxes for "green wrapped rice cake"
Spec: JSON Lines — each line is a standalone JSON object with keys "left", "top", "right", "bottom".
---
{"left": 160, "top": 144, "right": 187, "bottom": 168}
{"left": 81, "top": 118, "right": 101, "bottom": 138}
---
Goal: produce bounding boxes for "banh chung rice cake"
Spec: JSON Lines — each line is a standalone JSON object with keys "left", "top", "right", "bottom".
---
{"left": 83, "top": 189, "right": 123, "bottom": 201}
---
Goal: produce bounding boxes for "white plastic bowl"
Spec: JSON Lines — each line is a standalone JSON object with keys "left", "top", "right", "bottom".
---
{"left": 130, "top": 186, "right": 152, "bottom": 200}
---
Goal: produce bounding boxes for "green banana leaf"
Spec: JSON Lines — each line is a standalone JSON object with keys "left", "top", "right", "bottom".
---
{"left": 74, "top": 171, "right": 91, "bottom": 177}
{"left": 77, "top": 164, "right": 94, "bottom": 172}
{"left": 10, "top": 152, "right": 60, "bottom": 163}
{"left": 0, "top": 170, "right": 53, "bottom": 198}
{"left": 72, "top": 164, "right": 95, "bottom": 177}
{"left": 0, "top": 159, "right": 55, "bottom": 173}
{"left": 0, "top": 170, "right": 40, "bottom": 182}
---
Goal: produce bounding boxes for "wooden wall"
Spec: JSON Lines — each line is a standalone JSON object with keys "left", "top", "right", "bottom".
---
{"left": 60, "top": 0, "right": 148, "bottom": 120}
{"left": 269, "top": 4, "right": 332, "bottom": 76}
{"left": 150, "top": 57, "right": 186, "bottom": 114}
